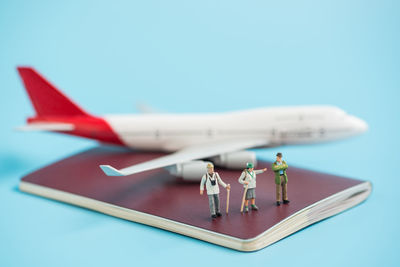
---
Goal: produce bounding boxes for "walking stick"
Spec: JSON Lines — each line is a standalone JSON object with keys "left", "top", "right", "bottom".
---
{"left": 240, "top": 184, "right": 249, "bottom": 213}
{"left": 226, "top": 188, "right": 230, "bottom": 214}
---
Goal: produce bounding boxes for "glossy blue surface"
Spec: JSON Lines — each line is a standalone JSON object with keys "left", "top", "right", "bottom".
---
{"left": 1, "top": 1, "right": 399, "bottom": 266}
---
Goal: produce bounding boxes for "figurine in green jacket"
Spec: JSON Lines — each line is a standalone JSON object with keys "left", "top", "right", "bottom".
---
{"left": 271, "top": 152, "right": 290, "bottom": 206}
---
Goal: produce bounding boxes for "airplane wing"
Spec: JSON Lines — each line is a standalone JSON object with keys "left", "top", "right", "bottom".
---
{"left": 100, "top": 138, "right": 269, "bottom": 176}
{"left": 15, "top": 122, "right": 75, "bottom": 131}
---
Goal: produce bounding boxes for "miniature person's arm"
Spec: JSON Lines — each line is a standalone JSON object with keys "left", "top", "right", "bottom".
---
{"left": 200, "top": 175, "right": 206, "bottom": 195}
{"left": 271, "top": 163, "right": 285, "bottom": 171}
{"left": 216, "top": 173, "right": 230, "bottom": 189}
{"left": 238, "top": 171, "right": 248, "bottom": 185}
{"left": 254, "top": 168, "right": 267, "bottom": 174}
{"left": 283, "top": 161, "right": 288, "bottom": 169}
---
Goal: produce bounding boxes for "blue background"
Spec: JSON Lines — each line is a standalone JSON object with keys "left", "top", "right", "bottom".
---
{"left": 1, "top": 0, "right": 399, "bottom": 266}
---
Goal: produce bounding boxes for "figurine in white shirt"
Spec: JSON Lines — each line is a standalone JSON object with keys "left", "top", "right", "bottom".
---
{"left": 238, "top": 163, "right": 267, "bottom": 213}
{"left": 200, "top": 163, "right": 230, "bottom": 219}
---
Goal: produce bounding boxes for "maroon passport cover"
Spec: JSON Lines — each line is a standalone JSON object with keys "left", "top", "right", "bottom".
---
{"left": 20, "top": 146, "right": 370, "bottom": 250}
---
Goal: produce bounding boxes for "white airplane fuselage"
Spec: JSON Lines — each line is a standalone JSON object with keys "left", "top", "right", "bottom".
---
{"left": 104, "top": 105, "right": 368, "bottom": 152}
{"left": 17, "top": 67, "right": 369, "bottom": 179}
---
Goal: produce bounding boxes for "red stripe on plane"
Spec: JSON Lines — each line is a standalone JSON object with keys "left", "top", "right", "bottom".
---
{"left": 28, "top": 116, "right": 125, "bottom": 146}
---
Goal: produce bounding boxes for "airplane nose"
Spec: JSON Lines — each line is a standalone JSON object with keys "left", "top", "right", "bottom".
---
{"left": 351, "top": 116, "right": 368, "bottom": 133}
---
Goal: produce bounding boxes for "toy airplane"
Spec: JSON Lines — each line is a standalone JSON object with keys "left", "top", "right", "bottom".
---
{"left": 17, "top": 67, "right": 368, "bottom": 181}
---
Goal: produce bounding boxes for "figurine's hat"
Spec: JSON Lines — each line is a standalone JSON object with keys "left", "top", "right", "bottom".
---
{"left": 246, "top": 162, "right": 254, "bottom": 169}
{"left": 207, "top": 163, "right": 214, "bottom": 169}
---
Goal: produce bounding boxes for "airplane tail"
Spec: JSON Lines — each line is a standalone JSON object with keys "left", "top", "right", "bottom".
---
{"left": 16, "top": 66, "right": 124, "bottom": 145}
{"left": 17, "top": 67, "right": 90, "bottom": 118}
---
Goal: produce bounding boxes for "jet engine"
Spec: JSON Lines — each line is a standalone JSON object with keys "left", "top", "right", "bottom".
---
{"left": 167, "top": 160, "right": 212, "bottom": 181}
{"left": 210, "top": 151, "right": 257, "bottom": 169}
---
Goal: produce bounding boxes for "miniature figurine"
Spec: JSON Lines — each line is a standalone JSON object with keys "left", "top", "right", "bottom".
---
{"left": 200, "top": 163, "right": 231, "bottom": 219}
{"left": 271, "top": 152, "right": 289, "bottom": 206}
{"left": 226, "top": 184, "right": 231, "bottom": 214}
{"left": 238, "top": 163, "right": 267, "bottom": 213}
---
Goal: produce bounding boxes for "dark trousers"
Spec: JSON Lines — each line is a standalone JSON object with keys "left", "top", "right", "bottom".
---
{"left": 276, "top": 175, "right": 288, "bottom": 202}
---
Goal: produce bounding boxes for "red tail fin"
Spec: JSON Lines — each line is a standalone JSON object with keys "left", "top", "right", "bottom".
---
{"left": 17, "top": 67, "right": 90, "bottom": 117}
